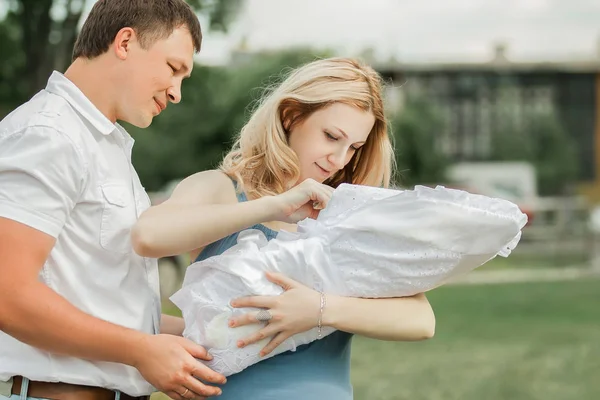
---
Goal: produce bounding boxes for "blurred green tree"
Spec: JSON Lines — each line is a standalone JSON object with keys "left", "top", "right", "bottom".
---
{"left": 489, "top": 109, "right": 579, "bottom": 196}
{"left": 391, "top": 97, "right": 449, "bottom": 188}
{"left": 0, "top": 0, "right": 242, "bottom": 112}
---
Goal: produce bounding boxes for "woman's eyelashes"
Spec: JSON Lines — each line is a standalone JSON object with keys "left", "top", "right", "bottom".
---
{"left": 325, "top": 131, "right": 338, "bottom": 141}
{"left": 324, "top": 131, "right": 361, "bottom": 151}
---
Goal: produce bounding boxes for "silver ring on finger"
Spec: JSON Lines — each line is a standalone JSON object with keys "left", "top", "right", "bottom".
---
{"left": 180, "top": 388, "right": 190, "bottom": 398}
{"left": 256, "top": 309, "right": 273, "bottom": 322}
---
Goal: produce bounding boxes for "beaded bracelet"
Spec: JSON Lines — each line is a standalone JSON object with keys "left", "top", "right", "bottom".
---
{"left": 317, "top": 291, "right": 327, "bottom": 339}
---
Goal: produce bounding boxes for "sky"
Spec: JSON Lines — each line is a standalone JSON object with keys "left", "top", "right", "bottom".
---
{"left": 2, "top": 0, "right": 599, "bottom": 65}
{"left": 200, "top": 0, "right": 600, "bottom": 64}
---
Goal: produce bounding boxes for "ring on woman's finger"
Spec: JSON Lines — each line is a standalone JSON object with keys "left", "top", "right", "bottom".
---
{"left": 180, "top": 388, "right": 190, "bottom": 397}
{"left": 256, "top": 309, "right": 272, "bottom": 322}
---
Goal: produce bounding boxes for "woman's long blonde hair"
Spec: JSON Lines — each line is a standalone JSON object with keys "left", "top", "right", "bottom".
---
{"left": 220, "top": 57, "right": 394, "bottom": 199}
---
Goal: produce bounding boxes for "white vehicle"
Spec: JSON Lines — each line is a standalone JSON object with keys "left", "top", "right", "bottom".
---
{"left": 447, "top": 161, "right": 537, "bottom": 224}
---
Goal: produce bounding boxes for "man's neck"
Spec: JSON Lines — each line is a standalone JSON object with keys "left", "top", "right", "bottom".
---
{"left": 64, "top": 58, "right": 118, "bottom": 123}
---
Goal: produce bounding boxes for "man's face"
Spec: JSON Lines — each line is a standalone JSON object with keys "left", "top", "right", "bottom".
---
{"left": 117, "top": 26, "right": 195, "bottom": 128}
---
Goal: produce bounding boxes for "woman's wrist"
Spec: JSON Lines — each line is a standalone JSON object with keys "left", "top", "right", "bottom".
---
{"left": 316, "top": 291, "right": 327, "bottom": 338}
{"left": 320, "top": 293, "right": 342, "bottom": 329}
{"left": 253, "top": 195, "right": 284, "bottom": 222}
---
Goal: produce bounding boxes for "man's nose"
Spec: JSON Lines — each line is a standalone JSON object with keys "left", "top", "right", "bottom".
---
{"left": 167, "top": 85, "right": 181, "bottom": 104}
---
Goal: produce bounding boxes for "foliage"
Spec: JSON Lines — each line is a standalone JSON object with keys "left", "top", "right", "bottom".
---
{"left": 0, "top": 0, "right": 243, "bottom": 106}
{"left": 489, "top": 109, "right": 579, "bottom": 196}
{"left": 391, "top": 97, "right": 449, "bottom": 188}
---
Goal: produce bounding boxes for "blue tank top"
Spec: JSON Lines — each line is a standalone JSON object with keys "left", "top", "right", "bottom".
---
{"left": 194, "top": 182, "right": 354, "bottom": 400}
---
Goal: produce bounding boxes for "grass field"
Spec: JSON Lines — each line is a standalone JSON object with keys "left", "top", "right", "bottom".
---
{"left": 479, "top": 250, "right": 591, "bottom": 270}
{"left": 154, "top": 277, "right": 600, "bottom": 400}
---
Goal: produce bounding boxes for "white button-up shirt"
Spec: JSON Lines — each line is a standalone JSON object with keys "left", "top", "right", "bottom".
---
{"left": 0, "top": 72, "right": 160, "bottom": 396}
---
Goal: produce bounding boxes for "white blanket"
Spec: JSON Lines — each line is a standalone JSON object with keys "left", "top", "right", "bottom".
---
{"left": 171, "top": 184, "right": 527, "bottom": 376}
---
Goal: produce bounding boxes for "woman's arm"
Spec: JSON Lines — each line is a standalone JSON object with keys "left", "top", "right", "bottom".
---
{"left": 131, "top": 171, "right": 276, "bottom": 258}
{"left": 323, "top": 292, "right": 435, "bottom": 341}
{"left": 160, "top": 314, "right": 185, "bottom": 336}
{"left": 229, "top": 272, "right": 435, "bottom": 356}
{"left": 132, "top": 172, "right": 334, "bottom": 258}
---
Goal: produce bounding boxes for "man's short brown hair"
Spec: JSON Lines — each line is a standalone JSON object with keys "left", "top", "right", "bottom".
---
{"left": 72, "top": 0, "right": 202, "bottom": 61}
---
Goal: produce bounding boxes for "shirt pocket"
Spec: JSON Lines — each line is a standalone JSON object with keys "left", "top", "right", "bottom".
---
{"left": 100, "top": 182, "right": 135, "bottom": 254}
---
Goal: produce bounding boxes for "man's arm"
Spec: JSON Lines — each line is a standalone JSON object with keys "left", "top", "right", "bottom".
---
{"left": 0, "top": 217, "right": 225, "bottom": 397}
{"left": 0, "top": 217, "right": 148, "bottom": 365}
{"left": 0, "top": 126, "right": 225, "bottom": 397}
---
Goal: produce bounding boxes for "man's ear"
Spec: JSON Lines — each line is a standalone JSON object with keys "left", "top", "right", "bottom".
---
{"left": 113, "top": 27, "right": 136, "bottom": 60}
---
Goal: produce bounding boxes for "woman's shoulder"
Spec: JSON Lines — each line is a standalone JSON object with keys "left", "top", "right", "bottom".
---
{"left": 169, "top": 170, "right": 238, "bottom": 205}
{"left": 179, "top": 169, "right": 233, "bottom": 186}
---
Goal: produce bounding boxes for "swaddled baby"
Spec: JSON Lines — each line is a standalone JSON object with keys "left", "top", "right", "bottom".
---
{"left": 171, "top": 183, "right": 527, "bottom": 376}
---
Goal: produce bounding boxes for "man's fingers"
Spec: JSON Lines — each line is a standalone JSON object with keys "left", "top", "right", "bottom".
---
{"left": 181, "top": 339, "right": 213, "bottom": 361}
{"left": 184, "top": 374, "right": 223, "bottom": 397}
{"left": 164, "top": 391, "right": 185, "bottom": 400}
{"left": 190, "top": 361, "right": 226, "bottom": 385}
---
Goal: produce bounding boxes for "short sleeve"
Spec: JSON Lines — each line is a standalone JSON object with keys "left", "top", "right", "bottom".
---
{"left": 0, "top": 126, "right": 86, "bottom": 237}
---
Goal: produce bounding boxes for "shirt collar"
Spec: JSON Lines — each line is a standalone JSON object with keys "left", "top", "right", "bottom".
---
{"left": 44, "top": 71, "right": 116, "bottom": 136}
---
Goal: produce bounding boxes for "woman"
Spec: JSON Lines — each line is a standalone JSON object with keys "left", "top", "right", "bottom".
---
{"left": 132, "top": 57, "right": 435, "bottom": 399}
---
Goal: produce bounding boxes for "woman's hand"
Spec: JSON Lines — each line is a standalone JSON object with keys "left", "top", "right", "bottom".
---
{"left": 228, "top": 272, "right": 321, "bottom": 357}
{"left": 272, "top": 178, "right": 334, "bottom": 223}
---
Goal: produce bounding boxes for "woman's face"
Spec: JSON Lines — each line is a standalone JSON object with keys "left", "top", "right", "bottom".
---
{"left": 288, "top": 103, "right": 375, "bottom": 184}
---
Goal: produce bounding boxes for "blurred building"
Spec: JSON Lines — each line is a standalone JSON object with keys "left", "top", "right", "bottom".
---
{"left": 376, "top": 42, "right": 600, "bottom": 197}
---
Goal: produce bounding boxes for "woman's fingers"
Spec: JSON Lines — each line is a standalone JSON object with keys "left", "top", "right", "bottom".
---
{"left": 236, "top": 322, "right": 281, "bottom": 347}
{"left": 260, "top": 332, "right": 292, "bottom": 357}
{"left": 231, "top": 295, "right": 277, "bottom": 309}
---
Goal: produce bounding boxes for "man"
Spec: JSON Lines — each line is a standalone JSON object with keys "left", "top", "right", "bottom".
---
{"left": 0, "top": 1, "right": 225, "bottom": 399}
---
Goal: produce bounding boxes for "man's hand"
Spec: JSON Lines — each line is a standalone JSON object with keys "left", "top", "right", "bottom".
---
{"left": 133, "top": 334, "right": 226, "bottom": 399}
